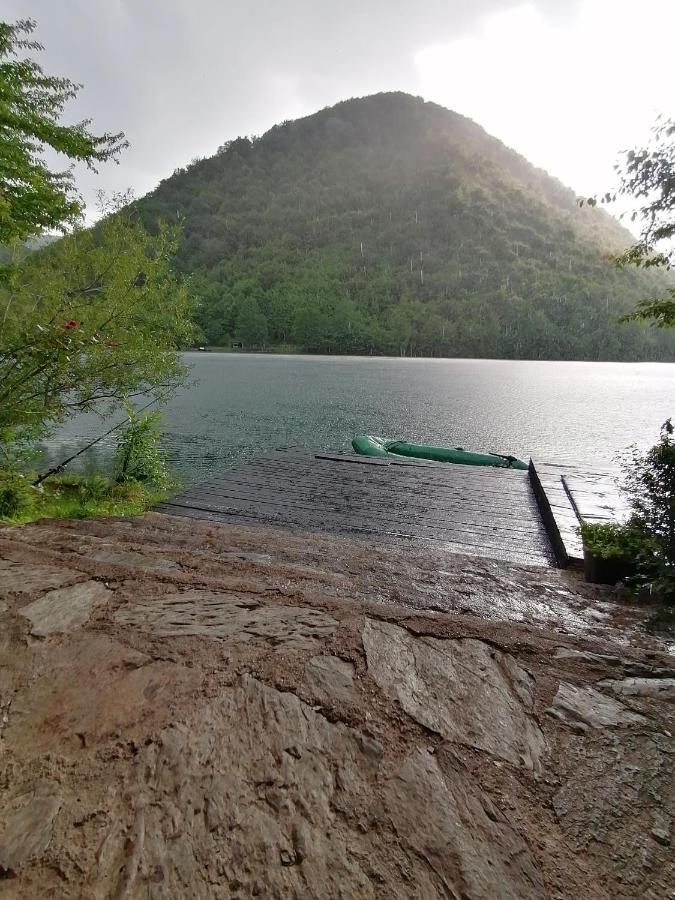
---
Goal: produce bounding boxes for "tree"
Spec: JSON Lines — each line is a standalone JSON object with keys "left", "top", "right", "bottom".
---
{"left": 583, "top": 420, "right": 675, "bottom": 601}
{"left": 0, "top": 196, "right": 195, "bottom": 449}
{"left": 587, "top": 118, "right": 675, "bottom": 327}
{"left": 0, "top": 18, "right": 127, "bottom": 246}
{"left": 0, "top": 23, "right": 194, "bottom": 460}
{"left": 235, "top": 298, "right": 268, "bottom": 348}
{"left": 114, "top": 402, "right": 169, "bottom": 488}
{"left": 134, "top": 93, "right": 675, "bottom": 362}
{"left": 622, "top": 419, "right": 675, "bottom": 574}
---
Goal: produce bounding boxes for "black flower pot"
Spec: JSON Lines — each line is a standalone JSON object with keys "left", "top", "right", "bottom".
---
{"left": 583, "top": 550, "right": 633, "bottom": 585}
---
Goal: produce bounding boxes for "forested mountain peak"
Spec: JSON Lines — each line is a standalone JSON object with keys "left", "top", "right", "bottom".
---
{"left": 136, "top": 92, "right": 674, "bottom": 360}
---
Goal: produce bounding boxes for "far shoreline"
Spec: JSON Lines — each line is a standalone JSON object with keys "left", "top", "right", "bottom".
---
{"left": 186, "top": 347, "right": 675, "bottom": 365}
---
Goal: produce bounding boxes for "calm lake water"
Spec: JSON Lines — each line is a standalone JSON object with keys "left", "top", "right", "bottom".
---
{"left": 42, "top": 353, "right": 675, "bottom": 483}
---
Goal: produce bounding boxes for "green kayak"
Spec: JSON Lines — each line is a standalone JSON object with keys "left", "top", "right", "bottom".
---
{"left": 352, "top": 435, "right": 529, "bottom": 470}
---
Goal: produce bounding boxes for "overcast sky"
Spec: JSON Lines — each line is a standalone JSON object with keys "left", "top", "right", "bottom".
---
{"left": 6, "top": 0, "right": 673, "bottom": 218}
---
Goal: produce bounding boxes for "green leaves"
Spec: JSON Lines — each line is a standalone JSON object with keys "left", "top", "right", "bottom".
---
{"left": 582, "top": 421, "right": 675, "bottom": 602}
{"left": 616, "top": 420, "right": 675, "bottom": 600}
{"left": 0, "top": 18, "right": 127, "bottom": 244}
{"left": 0, "top": 202, "right": 196, "bottom": 443}
{"left": 114, "top": 403, "right": 170, "bottom": 488}
{"left": 0, "top": 20, "right": 195, "bottom": 466}
{"left": 598, "top": 117, "right": 675, "bottom": 328}
{"left": 135, "top": 93, "right": 675, "bottom": 361}
{"left": 619, "top": 288, "right": 675, "bottom": 328}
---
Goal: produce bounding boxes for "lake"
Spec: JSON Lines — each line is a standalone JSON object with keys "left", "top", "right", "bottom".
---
{"left": 41, "top": 353, "right": 675, "bottom": 483}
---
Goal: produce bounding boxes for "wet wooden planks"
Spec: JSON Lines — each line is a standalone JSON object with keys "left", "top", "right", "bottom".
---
{"left": 158, "top": 448, "right": 555, "bottom": 567}
{"left": 531, "top": 462, "right": 626, "bottom": 568}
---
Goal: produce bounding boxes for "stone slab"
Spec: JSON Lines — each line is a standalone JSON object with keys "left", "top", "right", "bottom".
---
{"left": 363, "top": 619, "right": 546, "bottom": 772}
{"left": 0, "top": 559, "right": 83, "bottom": 597}
{"left": 305, "top": 655, "right": 356, "bottom": 703}
{"left": 19, "top": 580, "right": 110, "bottom": 636}
{"left": 114, "top": 590, "right": 337, "bottom": 652}
{"left": 384, "top": 749, "right": 545, "bottom": 899}
{"left": 87, "top": 549, "right": 179, "bottom": 571}
{"left": 547, "top": 682, "right": 647, "bottom": 731}
{"left": 598, "top": 677, "right": 675, "bottom": 703}
{"left": 87, "top": 676, "right": 544, "bottom": 899}
{"left": 0, "top": 782, "right": 62, "bottom": 874}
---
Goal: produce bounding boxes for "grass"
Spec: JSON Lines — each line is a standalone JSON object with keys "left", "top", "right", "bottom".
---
{"left": 0, "top": 470, "right": 165, "bottom": 525}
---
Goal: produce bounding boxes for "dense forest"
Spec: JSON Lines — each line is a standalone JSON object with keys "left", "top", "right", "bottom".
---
{"left": 135, "top": 92, "right": 675, "bottom": 360}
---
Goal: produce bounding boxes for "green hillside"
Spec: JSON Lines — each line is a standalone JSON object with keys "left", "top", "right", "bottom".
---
{"left": 136, "top": 92, "right": 675, "bottom": 360}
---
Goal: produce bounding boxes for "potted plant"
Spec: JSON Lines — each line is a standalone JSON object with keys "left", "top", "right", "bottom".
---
{"left": 580, "top": 521, "right": 650, "bottom": 585}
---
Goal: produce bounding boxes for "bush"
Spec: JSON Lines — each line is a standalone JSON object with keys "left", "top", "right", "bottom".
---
{"left": 113, "top": 405, "right": 170, "bottom": 488}
{"left": 621, "top": 420, "right": 675, "bottom": 559}
{"left": 77, "top": 473, "right": 111, "bottom": 504}
{"left": 580, "top": 521, "right": 655, "bottom": 561}
{"left": 580, "top": 521, "right": 658, "bottom": 587}
{"left": 621, "top": 420, "right": 675, "bottom": 603}
{"left": 582, "top": 421, "right": 675, "bottom": 603}
{"left": 1, "top": 204, "right": 193, "bottom": 447}
{"left": 0, "top": 471, "right": 164, "bottom": 524}
{"left": 0, "top": 469, "right": 34, "bottom": 519}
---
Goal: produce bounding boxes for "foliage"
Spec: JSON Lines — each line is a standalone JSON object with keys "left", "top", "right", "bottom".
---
{"left": 235, "top": 297, "right": 268, "bottom": 348}
{"left": 620, "top": 420, "right": 675, "bottom": 597}
{"left": 135, "top": 92, "right": 675, "bottom": 361}
{"left": 586, "top": 118, "right": 675, "bottom": 328}
{"left": 0, "top": 196, "right": 195, "bottom": 448}
{"left": 114, "top": 404, "right": 170, "bottom": 488}
{"left": 582, "top": 421, "right": 675, "bottom": 603}
{"left": 580, "top": 520, "right": 654, "bottom": 562}
{"left": 0, "top": 466, "right": 33, "bottom": 516}
{"left": 0, "top": 469, "right": 161, "bottom": 523}
{"left": 0, "top": 18, "right": 127, "bottom": 246}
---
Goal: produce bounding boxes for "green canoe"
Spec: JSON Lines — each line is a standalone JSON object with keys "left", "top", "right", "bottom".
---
{"left": 351, "top": 435, "right": 529, "bottom": 470}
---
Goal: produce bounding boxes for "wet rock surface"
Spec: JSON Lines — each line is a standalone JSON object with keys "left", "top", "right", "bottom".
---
{"left": 305, "top": 654, "right": 356, "bottom": 702}
{"left": 363, "top": 619, "right": 547, "bottom": 772}
{"left": 598, "top": 676, "right": 675, "bottom": 701}
{"left": 547, "top": 682, "right": 648, "bottom": 731}
{"left": 0, "top": 512, "right": 673, "bottom": 898}
{"left": 553, "top": 732, "right": 674, "bottom": 897}
{"left": 0, "top": 782, "right": 62, "bottom": 875}
{"left": 109, "top": 675, "right": 384, "bottom": 898}
{"left": 383, "top": 749, "right": 545, "bottom": 899}
{"left": 19, "top": 580, "right": 110, "bottom": 636}
{"left": 0, "top": 558, "right": 84, "bottom": 596}
{"left": 114, "top": 589, "right": 338, "bottom": 651}
{"left": 86, "top": 547, "right": 180, "bottom": 571}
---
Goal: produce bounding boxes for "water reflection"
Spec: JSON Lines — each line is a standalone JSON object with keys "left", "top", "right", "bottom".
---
{"left": 41, "top": 354, "right": 675, "bottom": 484}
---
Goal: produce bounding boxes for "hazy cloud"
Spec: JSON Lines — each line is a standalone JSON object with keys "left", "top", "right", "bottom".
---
{"left": 6, "top": 0, "right": 657, "bottom": 216}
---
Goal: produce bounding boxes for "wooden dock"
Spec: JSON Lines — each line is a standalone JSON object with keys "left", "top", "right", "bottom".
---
{"left": 531, "top": 462, "right": 625, "bottom": 568}
{"left": 159, "top": 448, "right": 626, "bottom": 571}
{"left": 159, "top": 448, "right": 556, "bottom": 568}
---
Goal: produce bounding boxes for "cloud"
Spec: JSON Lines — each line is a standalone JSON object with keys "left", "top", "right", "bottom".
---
{"left": 4, "top": 0, "right": 652, "bottom": 217}
{"left": 415, "top": 0, "right": 674, "bottom": 198}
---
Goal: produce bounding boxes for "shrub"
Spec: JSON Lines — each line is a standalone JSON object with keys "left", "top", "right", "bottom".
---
{"left": 621, "top": 420, "right": 675, "bottom": 563}
{"left": 0, "top": 469, "right": 34, "bottom": 518}
{"left": 580, "top": 520, "right": 661, "bottom": 588}
{"left": 114, "top": 405, "right": 170, "bottom": 488}
{"left": 77, "top": 473, "right": 112, "bottom": 504}
{"left": 620, "top": 420, "right": 675, "bottom": 603}
{"left": 580, "top": 521, "right": 655, "bottom": 561}
{"left": 582, "top": 421, "right": 675, "bottom": 602}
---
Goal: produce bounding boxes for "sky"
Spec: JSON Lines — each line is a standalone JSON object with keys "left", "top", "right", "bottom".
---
{"left": 6, "top": 0, "right": 674, "bottom": 219}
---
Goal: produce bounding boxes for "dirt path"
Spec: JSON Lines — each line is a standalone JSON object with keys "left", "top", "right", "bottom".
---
{"left": 0, "top": 512, "right": 673, "bottom": 899}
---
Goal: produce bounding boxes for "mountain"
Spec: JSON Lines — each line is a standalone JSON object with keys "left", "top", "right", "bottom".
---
{"left": 0, "top": 233, "right": 60, "bottom": 264}
{"left": 135, "top": 92, "right": 675, "bottom": 360}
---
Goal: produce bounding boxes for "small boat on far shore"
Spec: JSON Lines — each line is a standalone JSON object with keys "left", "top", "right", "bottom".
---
{"left": 352, "top": 435, "right": 529, "bottom": 469}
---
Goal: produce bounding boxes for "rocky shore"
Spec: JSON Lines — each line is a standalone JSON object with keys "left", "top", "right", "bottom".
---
{"left": 0, "top": 512, "right": 673, "bottom": 898}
